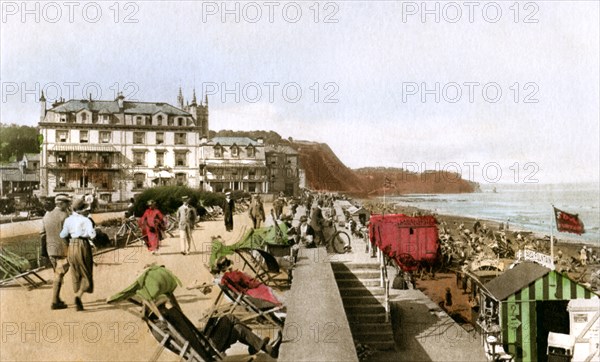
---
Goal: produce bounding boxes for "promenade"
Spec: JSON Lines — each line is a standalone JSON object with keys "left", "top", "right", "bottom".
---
{"left": 1, "top": 204, "right": 487, "bottom": 361}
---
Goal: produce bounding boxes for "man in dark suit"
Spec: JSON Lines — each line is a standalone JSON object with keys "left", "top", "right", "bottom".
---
{"left": 310, "top": 199, "right": 325, "bottom": 245}
{"left": 223, "top": 190, "right": 235, "bottom": 232}
{"left": 41, "top": 194, "right": 71, "bottom": 310}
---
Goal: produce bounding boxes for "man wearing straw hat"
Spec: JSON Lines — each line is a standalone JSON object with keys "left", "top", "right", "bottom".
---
{"left": 41, "top": 194, "right": 71, "bottom": 310}
{"left": 177, "top": 196, "right": 196, "bottom": 255}
{"left": 60, "top": 198, "right": 96, "bottom": 311}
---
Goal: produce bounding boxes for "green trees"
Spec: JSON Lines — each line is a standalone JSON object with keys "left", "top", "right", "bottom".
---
{"left": 0, "top": 124, "right": 40, "bottom": 163}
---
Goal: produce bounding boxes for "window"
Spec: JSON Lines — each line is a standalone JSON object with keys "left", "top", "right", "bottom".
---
{"left": 146, "top": 117, "right": 152, "bottom": 126}
{"left": 156, "top": 132, "right": 164, "bottom": 145}
{"left": 175, "top": 173, "right": 186, "bottom": 186}
{"left": 157, "top": 115, "right": 163, "bottom": 125}
{"left": 100, "top": 154, "right": 110, "bottom": 165}
{"left": 156, "top": 152, "right": 164, "bottom": 167}
{"left": 101, "top": 115, "right": 110, "bottom": 124}
{"left": 231, "top": 146, "right": 239, "bottom": 157}
{"left": 79, "top": 131, "right": 88, "bottom": 143}
{"left": 81, "top": 113, "right": 87, "bottom": 122}
{"left": 134, "top": 132, "right": 145, "bottom": 144}
{"left": 175, "top": 133, "right": 186, "bottom": 145}
{"left": 249, "top": 169, "right": 256, "bottom": 179}
{"left": 136, "top": 116, "right": 143, "bottom": 125}
{"left": 270, "top": 168, "right": 277, "bottom": 177}
{"left": 57, "top": 130, "right": 68, "bottom": 143}
{"left": 247, "top": 146, "right": 255, "bottom": 157}
{"left": 175, "top": 152, "right": 187, "bottom": 167}
{"left": 168, "top": 117, "right": 174, "bottom": 126}
{"left": 60, "top": 115, "right": 67, "bottom": 123}
{"left": 214, "top": 146, "right": 223, "bottom": 158}
{"left": 57, "top": 154, "right": 67, "bottom": 165}
{"left": 133, "top": 151, "right": 145, "bottom": 166}
{"left": 100, "top": 131, "right": 111, "bottom": 143}
{"left": 134, "top": 173, "right": 145, "bottom": 189}
{"left": 177, "top": 117, "right": 184, "bottom": 126}
{"left": 287, "top": 168, "right": 294, "bottom": 177}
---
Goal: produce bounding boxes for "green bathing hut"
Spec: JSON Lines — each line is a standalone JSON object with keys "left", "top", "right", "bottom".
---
{"left": 481, "top": 261, "right": 597, "bottom": 362}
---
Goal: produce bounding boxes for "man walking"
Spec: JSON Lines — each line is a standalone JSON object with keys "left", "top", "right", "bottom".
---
{"left": 273, "top": 192, "right": 287, "bottom": 220}
{"left": 177, "top": 196, "right": 197, "bottom": 255}
{"left": 248, "top": 194, "right": 265, "bottom": 229}
{"left": 223, "top": 190, "right": 235, "bottom": 232}
{"left": 60, "top": 198, "right": 96, "bottom": 311}
{"left": 41, "top": 194, "right": 71, "bottom": 310}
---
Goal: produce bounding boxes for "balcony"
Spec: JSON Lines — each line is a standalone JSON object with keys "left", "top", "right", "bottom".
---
{"left": 46, "top": 162, "right": 120, "bottom": 170}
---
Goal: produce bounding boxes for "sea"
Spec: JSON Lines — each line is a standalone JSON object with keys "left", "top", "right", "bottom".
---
{"left": 390, "top": 182, "right": 600, "bottom": 245}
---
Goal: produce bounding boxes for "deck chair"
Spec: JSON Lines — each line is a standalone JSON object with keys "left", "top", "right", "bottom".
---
{"left": 200, "top": 270, "right": 285, "bottom": 331}
{"left": 0, "top": 247, "right": 46, "bottom": 289}
{"left": 140, "top": 297, "right": 224, "bottom": 362}
{"left": 235, "top": 248, "right": 293, "bottom": 288}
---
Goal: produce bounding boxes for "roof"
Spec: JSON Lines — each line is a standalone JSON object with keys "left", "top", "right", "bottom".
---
{"left": 265, "top": 144, "right": 298, "bottom": 154}
{"left": 49, "top": 99, "right": 190, "bottom": 116}
{"left": 50, "top": 144, "right": 118, "bottom": 152}
{"left": 484, "top": 262, "right": 551, "bottom": 301}
{"left": 210, "top": 137, "right": 258, "bottom": 146}
{"left": 23, "top": 153, "right": 40, "bottom": 161}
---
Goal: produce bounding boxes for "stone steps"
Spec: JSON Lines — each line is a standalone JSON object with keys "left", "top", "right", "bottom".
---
{"left": 333, "top": 262, "right": 396, "bottom": 351}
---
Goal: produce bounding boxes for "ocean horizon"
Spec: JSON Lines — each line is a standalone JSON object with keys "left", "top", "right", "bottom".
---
{"left": 390, "top": 182, "right": 600, "bottom": 244}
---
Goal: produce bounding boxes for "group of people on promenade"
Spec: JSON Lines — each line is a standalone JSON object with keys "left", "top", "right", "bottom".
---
{"left": 40, "top": 194, "right": 96, "bottom": 311}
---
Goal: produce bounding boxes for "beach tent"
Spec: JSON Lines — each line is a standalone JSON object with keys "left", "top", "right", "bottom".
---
{"left": 479, "top": 261, "right": 597, "bottom": 362}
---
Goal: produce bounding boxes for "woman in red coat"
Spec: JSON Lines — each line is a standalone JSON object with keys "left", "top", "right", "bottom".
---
{"left": 138, "top": 200, "right": 165, "bottom": 254}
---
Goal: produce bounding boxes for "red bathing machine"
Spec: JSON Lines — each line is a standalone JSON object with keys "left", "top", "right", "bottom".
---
{"left": 368, "top": 214, "right": 439, "bottom": 271}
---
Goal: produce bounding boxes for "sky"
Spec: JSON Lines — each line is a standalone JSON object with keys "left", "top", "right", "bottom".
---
{"left": 1, "top": 0, "right": 599, "bottom": 185}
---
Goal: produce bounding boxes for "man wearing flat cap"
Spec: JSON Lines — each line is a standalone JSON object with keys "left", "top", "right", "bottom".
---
{"left": 177, "top": 196, "right": 196, "bottom": 255}
{"left": 60, "top": 198, "right": 96, "bottom": 311}
{"left": 41, "top": 194, "right": 71, "bottom": 310}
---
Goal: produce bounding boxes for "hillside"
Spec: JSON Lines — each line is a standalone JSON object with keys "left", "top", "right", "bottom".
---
{"left": 353, "top": 167, "right": 480, "bottom": 195}
{"left": 291, "top": 141, "right": 365, "bottom": 194}
{"left": 211, "top": 130, "right": 479, "bottom": 195}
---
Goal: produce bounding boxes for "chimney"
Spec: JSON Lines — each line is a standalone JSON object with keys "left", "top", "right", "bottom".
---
{"left": 257, "top": 137, "right": 264, "bottom": 145}
{"left": 116, "top": 92, "right": 125, "bottom": 109}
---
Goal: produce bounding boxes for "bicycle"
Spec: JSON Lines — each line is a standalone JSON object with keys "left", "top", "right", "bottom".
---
{"left": 164, "top": 214, "right": 178, "bottom": 237}
{"left": 114, "top": 216, "right": 143, "bottom": 247}
{"left": 321, "top": 218, "right": 351, "bottom": 254}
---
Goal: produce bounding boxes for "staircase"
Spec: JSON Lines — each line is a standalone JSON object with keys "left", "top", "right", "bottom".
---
{"left": 332, "top": 262, "right": 396, "bottom": 350}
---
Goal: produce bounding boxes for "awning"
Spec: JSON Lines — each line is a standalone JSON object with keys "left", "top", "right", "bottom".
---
{"left": 51, "top": 144, "right": 118, "bottom": 152}
{"left": 153, "top": 170, "right": 173, "bottom": 179}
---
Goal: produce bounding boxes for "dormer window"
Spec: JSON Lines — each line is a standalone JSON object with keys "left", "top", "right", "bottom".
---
{"left": 247, "top": 146, "right": 255, "bottom": 158}
{"left": 136, "top": 116, "right": 143, "bottom": 125}
{"left": 214, "top": 145, "right": 223, "bottom": 158}
{"left": 177, "top": 117, "right": 184, "bottom": 126}
{"left": 81, "top": 113, "right": 87, "bottom": 123}
{"left": 231, "top": 146, "right": 239, "bottom": 157}
{"left": 168, "top": 117, "right": 174, "bottom": 126}
{"left": 157, "top": 115, "right": 163, "bottom": 125}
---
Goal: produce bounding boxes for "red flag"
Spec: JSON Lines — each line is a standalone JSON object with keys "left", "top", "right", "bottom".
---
{"left": 554, "top": 207, "right": 585, "bottom": 235}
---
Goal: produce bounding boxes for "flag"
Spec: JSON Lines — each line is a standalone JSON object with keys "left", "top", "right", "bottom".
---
{"left": 553, "top": 207, "right": 585, "bottom": 235}
{"left": 384, "top": 176, "right": 394, "bottom": 189}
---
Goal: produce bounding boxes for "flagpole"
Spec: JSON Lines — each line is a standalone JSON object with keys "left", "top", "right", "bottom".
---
{"left": 550, "top": 205, "right": 555, "bottom": 267}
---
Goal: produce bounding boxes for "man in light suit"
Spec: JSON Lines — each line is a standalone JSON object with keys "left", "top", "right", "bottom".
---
{"left": 40, "top": 194, "right": 71, "bottom": 310}
{"left": 177, "top": 196, "right": 196, "bottom": 255}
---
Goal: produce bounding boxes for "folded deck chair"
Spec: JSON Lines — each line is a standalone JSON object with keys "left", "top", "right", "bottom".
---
{"left": 108, "top": 265, "right": 224, "bottom": 361}
{"left": 235, "top": 248, "right": 293, "bottom": 288}
{"left": 200, "top": 270, "right": 285, "bottom": 331}
{"left": 0, "top": 247, "right": 46, "bottom": 289}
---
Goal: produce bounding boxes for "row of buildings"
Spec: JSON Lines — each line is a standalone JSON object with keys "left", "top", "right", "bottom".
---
{"left": 2, "top": 90, "right": 303, "bottom": 203}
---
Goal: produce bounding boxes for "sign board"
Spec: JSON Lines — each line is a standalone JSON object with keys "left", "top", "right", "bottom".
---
{"left": 516, "top": 249, "right": 555, "bottom": 270}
